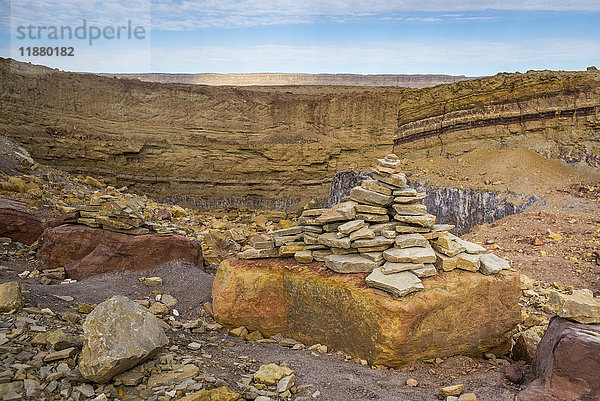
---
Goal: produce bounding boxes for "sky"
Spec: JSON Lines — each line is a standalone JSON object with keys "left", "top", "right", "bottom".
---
{"left": 0, "top": 0, "right": 599, "bottom": 75}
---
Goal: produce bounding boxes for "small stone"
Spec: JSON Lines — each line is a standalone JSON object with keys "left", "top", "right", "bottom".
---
{"left": 294, "top": 250, "right": 313, "bottom": 264}
{"left": 411, "top": 264, "right": 437, "bottom": 278}
{"left": 458, "top": 393, "right": 478, "bottom": 401}
{"left": 434, "top": 251, "right": 458, "bottom": 271}
{"left": 318, "top": 232, "right": 351, "bottom": 249}
{"left": 479, "top": 253, "right": 510, "bottom": 274}
{"left": 144, "top": 276, "right": 163, "bottom": 287}
{"left": 441, "top": 384, "right": 464, "bottom": 397}
{"left": 114, "top": 369, "right": 145, "bottom": 386}
{"left": 78, "top": 303, "right": 95, "bottom": 314}
{"left": 229, "top": 326, "right": 248, "bottom": 338}
{"left": 44, "top": 347, "right": 76, "bottom": 362}
{"left": 350, "top": 187, "right": 394, "bottom": 206}
{"left": 277, "top": 374, "right": 295, "bottom": 393}
{"left": 406, "top": 378, "right": 418, "bottom": 387}
{"left": 246, "top": 330, "right": 264, "bottom": 341}
{"left": 188, "top": 341, "right": 202, "bottom": 350}
{"left": 254, "top": 364, "right": 294, "bottom": 385}
{"left": 149, "top": 302, "right": 169, "bottom": 316}
{"left": 504, "top": 364, "right": 524, "bottom": 384}
{"left": 394, "top": 213, "right": 436, "bottom": 227}
{"left": 0, "top": 282, "right": 23, "bottom": 312}
{"left": 161, "top": 294, "right": 178, "bottom": 307}
{"left": 456, "top": 253, "right": 481, "bottom": 272}
{"left": 349, "top": 226, "right": 376, "bottom": 241}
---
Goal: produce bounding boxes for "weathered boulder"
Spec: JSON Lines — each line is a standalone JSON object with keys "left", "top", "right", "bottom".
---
{"left": 212, "top": 258, "right": 521, "bottom": 366}
{"left": 518, "top": 317, "right": 600, "bottom": 401}
{"left": 79, "top": 295, "right": 168, "bottom": 383}
{"left": 37, "top": 224, "right": 203, "bottom": 280}
{"left": 0, "top": 281, "right": 23, "bottom": 312}
{"left": 548, "top": 289, "right": 600, "bottom": 324}
{"left": 0, "top": 197, "right": 63, "bottom": 245}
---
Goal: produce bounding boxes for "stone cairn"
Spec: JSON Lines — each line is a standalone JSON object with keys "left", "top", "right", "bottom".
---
{"left": 238, "top": 154, "right": 511, "bottom": 297}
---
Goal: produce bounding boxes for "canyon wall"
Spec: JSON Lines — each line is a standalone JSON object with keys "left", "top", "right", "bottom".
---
{"left": 1, "top": 58, "right": 599, "bottom": 210}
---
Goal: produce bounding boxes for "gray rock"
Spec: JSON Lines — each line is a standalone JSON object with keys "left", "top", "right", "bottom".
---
{"left": 450, "top": 234, "right": 487, "bottom": 254}
{"left": 318, "top": 232, "right": 351, "bottom": 249}
{"left": 324, "top": 254, "right": 380, "bottom": 273}
{"left": 79, "top": 295, "right": 168, "bottom": 383}
{"left": 382, "top": 261, "right": 424, "bottom": 274}
{"left": 384, "top": 245, "right": 436, "bottom": 264}
{"left": 349, "top": 187, "right": 394, "bottom": 206}
{"left": 366, "top": 268, "right": 424, "bottom": 297}
{"left": 479, "top": 253, "right": 509, "bottom": 275}
{"left": 394, "top": 234, "right": 428, "bottom": 249}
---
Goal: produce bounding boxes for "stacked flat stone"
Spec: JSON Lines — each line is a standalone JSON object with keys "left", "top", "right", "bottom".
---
{"left": 65, "top": 193, "right": 176, "bottom": 236}
{"left": 238, "top": 154, "right": 512, "bottom": 298}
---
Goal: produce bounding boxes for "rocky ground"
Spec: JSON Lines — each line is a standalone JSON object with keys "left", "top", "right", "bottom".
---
{"left": 1, "top": 139, "right": 599, "bottom": 400}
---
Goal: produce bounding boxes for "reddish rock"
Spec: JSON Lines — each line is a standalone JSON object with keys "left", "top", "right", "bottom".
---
{"left": 37, "top": 224, "right": 203, "bottom": 280}
{"left": 212, "top": 257, "right": 521, "bottom": 367}
{"left": 0, "top": 197, "right": 63, "bottom": 245}
{"left": 518, "top": 316, "right": 600, "bottom": 401}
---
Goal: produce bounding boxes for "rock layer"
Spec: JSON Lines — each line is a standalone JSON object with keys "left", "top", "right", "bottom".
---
{"left": 37, "top": 224, "right": 203, "bottom": 280}
{"left": 1, "top": 59, "right": 599, "bottom": 209}
{"left": 0, "top": 196, "right": 63, "bottom": 245}
{"left": 211, "top": 258, "right": 521, "bottom": 366}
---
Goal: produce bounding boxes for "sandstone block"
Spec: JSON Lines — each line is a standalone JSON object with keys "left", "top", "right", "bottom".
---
{"left": 411, "top": 264, "right": 438, "bottom": 278}
{"left": 355, "top": 204, "right": 388, "bottom": 215}
{"left": 294, "top": 250, "right": 313, "bottom": 264}
{"left": 393, "top": 193, "right": 427, "bottom": 203}
{"left": 361, "top": 179, "right": 393, "bottom": 195}
{"left": 351, "top": 236, "right": 394, "bottom": 249}
{"left": 212, "top": 258, "right": 521, "bottom": 367}
{"left": 372, "top": 172, "right": 408, "bottom": 188}
{"left": 356, "top": 213, "right": 390, "bottom": 223}
{"left": 338, "top": 220, "right": 365, "bottom": 235}
{"left": 456, "top": 253, "right": 481, "bottom": 272}
{"left": 382, "top": 261, "right": 424, "bottom": 274}
{"left": 518, "top": 317, "right": 600, "bottom": 401}
{"left": 479, "top": 253, "right": 509, "bottom": 275}
{"left": 38, "top": 224, "right": 203, "bottom": 280}
{"left": 392, "top": 204, "right": 428, "bottom": 216}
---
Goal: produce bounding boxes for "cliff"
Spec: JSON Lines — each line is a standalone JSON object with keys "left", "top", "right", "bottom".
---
{"left": 1, "top": 58, "right": 599, "bottom": 210}
{"left": 99, "top": 72, "right": 474, "bottom": 88}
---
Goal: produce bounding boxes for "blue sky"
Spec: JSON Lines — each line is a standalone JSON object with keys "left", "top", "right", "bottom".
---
{"left": 0, "top": 1, "right": 599, "bottom": 75}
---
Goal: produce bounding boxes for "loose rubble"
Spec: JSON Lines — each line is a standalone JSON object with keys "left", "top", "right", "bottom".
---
{"left": 238, "top": 154, "right": 513, "bottom": 297}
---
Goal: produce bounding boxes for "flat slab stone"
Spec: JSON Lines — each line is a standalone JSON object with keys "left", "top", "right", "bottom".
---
{"left": 450, "top": 234, "right": 487, "bottom": 254}
{"left": 361, "top": 180, "right": 393, "bottom": 196}
{"left": 366, "top": 268, "right": 423, "bottom": 297}
{"left": 382, "top": 261, "right": 424, "bottom": 274}
{"left": 349, "top": 226, "right": 375, "bottom": 241}
{"left": 356, "top": 213, "right": 390, "bottom": 223}
{"left": 393, "top": 193, "right": 427, "bottom": 204}
{"left": 355, "top": 204, "right": 388, "bottom": 215}
{"left": 338, "top": 220, "right": 365, "bottom": 235}
{"left": 394, "top": 214, "right": 436, "bottom": 228}
{"left": 352, "top": 236, "right": 394, "bottom": 249}
{"left": 456, "top": 253, "right": 481, "bottom": 272}
{"left": 392, "top": 204, "right": 428, "bottom": 216}
{"left": 349, "top": 187, "right": 394, "bottom": 206}
{"left": 372, "top": 172, "right": 408, "bottom": 188}
{"left": 395, "top": 234, "right": 428, "bottom": 249}
{"left": 384, "top": 245, "right": 436, "bottom": 264}
{"left": 324, "top": 254, "right": 379, "bottom": 273}
{"left": 212, "top": 258, "right": 521, "bottom": 367}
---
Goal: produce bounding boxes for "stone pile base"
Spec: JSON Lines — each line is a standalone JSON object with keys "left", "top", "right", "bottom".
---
{"left": 212, "top": 257, "right": 521, "bottom": 367}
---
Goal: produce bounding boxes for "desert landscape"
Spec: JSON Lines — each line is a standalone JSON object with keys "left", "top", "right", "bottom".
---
{"left": 0, "top": 54, "right": 599, "bottom": 401}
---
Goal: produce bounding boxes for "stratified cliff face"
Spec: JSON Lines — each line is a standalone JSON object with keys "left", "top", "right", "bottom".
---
{"left": 1, "top": 58, "right": 599, "bottom": 210}
{"left": 393, "top": 71, "right": 600, "bottom": 166}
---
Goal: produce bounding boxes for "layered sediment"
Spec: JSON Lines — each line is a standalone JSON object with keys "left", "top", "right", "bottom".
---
{"left": 1, "top": 58, "right": 599, "bottom": 209}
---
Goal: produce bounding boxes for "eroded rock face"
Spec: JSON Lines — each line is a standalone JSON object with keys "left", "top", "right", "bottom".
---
{"left": 0, "top": 197, "right": 63, "bottom": 245}
{"left": 37, "top": 224, "right": 203, "bottom": 280}
{"left": 518, "top": 317, "right": 600, "bottom": 401}
{"left": 79, "top": 296, "right": 168, "bottom": 383}
{"left": 211, "top": 258, "right": 521, "bottom": 366}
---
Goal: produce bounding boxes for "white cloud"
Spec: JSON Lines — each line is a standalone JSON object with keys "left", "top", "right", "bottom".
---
{"left": 3, "top": 0, "right": 600, "bottom": 32}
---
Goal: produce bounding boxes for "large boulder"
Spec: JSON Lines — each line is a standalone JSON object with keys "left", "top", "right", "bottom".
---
{"left": 211, "top": 258, "right": 521, "bottom": 366}
{"left": 0, "top": 197, "right": 63, "bottom": 245}
{"left": 37, "top": 224, "right": 203, "bottom": 280}
{"left": 0, "top": 282, "right": 23, "bottom": 312}
{"left": 79, "top": 295, "right": 169, "bottom": 383}
{"left": 518, "top": 317, "right": 600, "bottom": 401}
